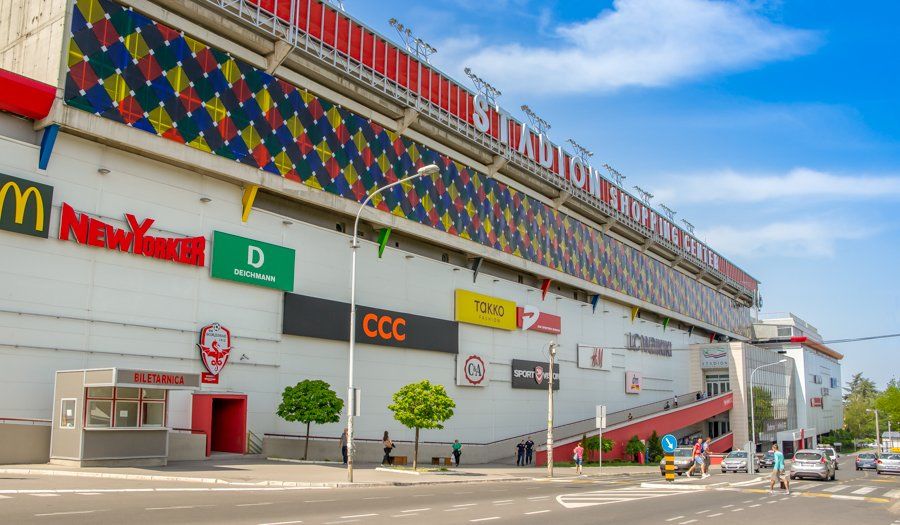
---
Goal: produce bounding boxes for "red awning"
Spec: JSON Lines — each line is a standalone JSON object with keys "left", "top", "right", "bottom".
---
{"left": 0, "top": 69, "right": 56, "bottom": 120}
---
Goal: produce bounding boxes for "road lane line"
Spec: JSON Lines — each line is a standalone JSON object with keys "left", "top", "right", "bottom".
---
{"left": 525, "top": 510, "right": 551, "bottom": 515}
{"left": 823, "top": 485, "right": 847, "bottom": 493}
{"left": 258, "top": 521, "right": 303, "bottom": 525}
{"left": 696, "top": 510, "right": 710, "bottom": 514}
{"left": 492, "top": 500, "right": 513, "bottom": 504}
{"left": 402, "top": 508, "right": 430, "bottom": 512}
{"left": 470, "top": 518, "right": 500, "bottom": 522}
{"left": 391, "top": 514, "right": 417, "bottom": 518}
{"left": 665, "top": 516, "right": 685, "bottom": 522}
{"left": 237, "top": 502, "right": 273, "bottom": 507}
{"left": 146, "top": 505, "right": 214, "bottom": 510}
{"left": 527, "top": 496, "right": 550, "bottom": 500}
{"left": 77, "top": 493, "right": 102, "bottom": 496}
{"left": 708, "top": 513, "right": 723, "bottom": 517}
{"left": 722, "top": 504, "right": 733, "bottom": 508}
{"left": 412, "top": 494, "right": 434, "bottom": 497}
{"left": 304, "top": 499, "right": 337, "bottom": 503}
{"left": 453, "top": 503, "right": 477, "bottom": 507}
{"left": 29, "top": 494, "right": 59, "bottom": 497}
{"left": 851, "top": 487, "right": 876, "bottom": 495}
{"left": 444, "top": 508, "right": 469, "bottom": 512}
{"left": 749, "top": 504, "right": 761, "bottom": 508}
{"left": 340, "top": 514, "right": 378, "bottom": 519}
{"left": 885, "top": 489, "right": 900, "bottom": 499}
{"left": 731, "top": 508, "right": 743, "bottom": 512}
{"left": 679, "top": 520, "right": 697, "bottom": 525}
{"left": 34, "top": 510, "right": 99, "bottom": 517}
{"left": 363, "top": 496, "right": 389, "bottom": 500}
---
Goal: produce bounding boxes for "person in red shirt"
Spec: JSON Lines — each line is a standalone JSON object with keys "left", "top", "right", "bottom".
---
{"left": 685, "top": 438, "right": 704, "bottom": 477}
{"left": 573, "top": 442, "right": 585, "bottom": 475}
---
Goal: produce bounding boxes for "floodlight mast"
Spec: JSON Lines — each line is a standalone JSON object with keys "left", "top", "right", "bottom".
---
{"left": 388, "top": 18, "right": 436, "bottom": 63}
{"left": 464, "top": 67, "right": 502, "bottom": 106}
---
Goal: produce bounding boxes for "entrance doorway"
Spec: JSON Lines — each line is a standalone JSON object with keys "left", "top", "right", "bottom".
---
{"left": 705, "top": 373, "right": 730, "bottom": 397}
{"left": 191, "top": 393, "right": 247, "bottom": 456}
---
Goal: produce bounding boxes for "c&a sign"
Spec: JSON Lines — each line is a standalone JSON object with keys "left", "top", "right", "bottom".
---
{"left": 0, "top": 173, "right": 53, "bottom": 238}
{"left": 454, "top": 289, "right": 517, "bottom": 330}
{"left": 457, "top": 354, "right": 488, "bottom": 387}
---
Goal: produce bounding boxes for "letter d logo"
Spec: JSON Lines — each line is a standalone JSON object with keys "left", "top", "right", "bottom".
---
{"left": 247, "top": 245, "right": 264, "bottom": 268}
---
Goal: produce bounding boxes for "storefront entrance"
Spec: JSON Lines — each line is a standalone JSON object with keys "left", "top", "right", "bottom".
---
{"left": 191, "top": 393, "right": 247, "bottom": 456}
{"left": 705, "top": 373, "right": 731, "bottom": 397}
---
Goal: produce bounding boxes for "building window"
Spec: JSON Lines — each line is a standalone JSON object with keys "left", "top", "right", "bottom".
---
{"left": 60, "top": 399, "right": 76, "bottom": 429}
{"left": 84, "top": 387, "right": 167, "bottom": 429}
{"left": 777, "top": 326, "right": 792, "bottom": 337}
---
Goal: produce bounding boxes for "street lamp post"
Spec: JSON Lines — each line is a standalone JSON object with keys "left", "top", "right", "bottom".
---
{"left": 867, "top": 409, "right": 881, "bottom": 453}
{"left": 546, "top": 341, "right": 559, "bottom": 479}
{"left": 346, "top": 164, "right": 440, "bottom": 483}
{"left": 749, "top": 359, "right": 787, "bottom": 471}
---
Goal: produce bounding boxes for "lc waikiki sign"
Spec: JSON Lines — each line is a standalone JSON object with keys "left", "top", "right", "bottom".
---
{"left": 211, "top": 231, "right": 295, "bottom": 291}
{"left": 58, "top": 204, "right": 206, "bottom": 266}
{"left": 0, "top": 173, "right": 53, "bottom": 238}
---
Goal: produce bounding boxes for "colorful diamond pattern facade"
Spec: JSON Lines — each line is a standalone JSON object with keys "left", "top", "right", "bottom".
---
{"left": 64, "top": 0, "right": 751, "bottom": 336}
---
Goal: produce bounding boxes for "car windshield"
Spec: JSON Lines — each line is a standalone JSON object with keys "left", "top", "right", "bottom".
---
{"left": 674, "top": 449, "right": 692, "bottom": 457}
{"left": 885, "top": 454, "right": 900, "bottom": 460}
{"left": 819, "top": 449, "right": 835, "bottom": 457}
{"left": 727, "top": 452, "right": 747, "bottom": 458}
{"left": 858, "top": 453, "right": 875, "bottom": 459}
{"left": 764, "top": 452, "right": 774, "bottom": 458}
{"left": 795, "top": 452, "right": 822, "bottom": 461}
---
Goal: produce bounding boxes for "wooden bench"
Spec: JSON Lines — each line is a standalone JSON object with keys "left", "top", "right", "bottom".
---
{"left": 431, "top": 456, "right": 452, "bottom": 466}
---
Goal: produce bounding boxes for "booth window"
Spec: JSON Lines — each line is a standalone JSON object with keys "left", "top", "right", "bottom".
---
{"left": 60, "top": 399, "right": 76, "bottom": 428}
{"left": 85, "top": 387, "right": 167, "bottom": 428}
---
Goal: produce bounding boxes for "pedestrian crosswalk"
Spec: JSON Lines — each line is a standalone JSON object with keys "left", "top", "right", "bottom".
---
{"left": 556, "top": 486, "right": 694, "bottom": 509}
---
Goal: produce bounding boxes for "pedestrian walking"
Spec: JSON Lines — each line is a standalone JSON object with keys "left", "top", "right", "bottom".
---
{"left": 382, "top": 431, "right": 394, "bottom": 466}
{"left": 685, "top": 438, "right": 703, "bottom": 477}
{"left": 452, "top": 439, "right": 462, "bottom": 467}
{"left": 516, "top": 440, "right": 526, "bottom": 466}
{"left": 573, "top": 441, "right": 585, "bottom": 475}
{"left": 673, "top": 395, "right": 679, "bottom": 408}
{"left": 525, "top": 436, "right": 535, "bottom": 465}
{"left": 769, "top": 444, "right": 789, "bottom": 495}
{"left": 340, "top": 428, "right": 348, "bottom": 465}
{"left": 664, "top": 401, "right": 671, "bottom": 411}
{"left": 701, "top": 437, "right": 711, "bottom": 479}
{"left": 627, "top": 412, "right": 633, "bottom": 421}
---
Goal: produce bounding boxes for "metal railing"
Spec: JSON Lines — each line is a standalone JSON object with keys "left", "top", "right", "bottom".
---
{"left": 0, "top": 417, "right": 51, "bottom": 426}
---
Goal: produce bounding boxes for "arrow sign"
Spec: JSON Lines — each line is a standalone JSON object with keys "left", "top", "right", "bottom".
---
{"left": 662, "top": 434, "right": 678, "bottom": 454}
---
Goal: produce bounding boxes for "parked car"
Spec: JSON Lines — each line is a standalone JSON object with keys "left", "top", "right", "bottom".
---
{"left": 659, "top": 447, "right": 698, "bottom": 476}
{"left": 759, "top": 451, "right": 775, "bottom": 468}
{"left": 721, "top": 451, "right": 758, "bottom": 473}
{"left": 817, "top": 446, "right": 840, "bottom": 470}
{"left": 790, "top": 449, "right": 836, "bottom": 481}
{"left": 856, "top": 452, "right": 878, "bottom": 470}
{"left": 876, "top": 453, "right": 900, "bottom": 475}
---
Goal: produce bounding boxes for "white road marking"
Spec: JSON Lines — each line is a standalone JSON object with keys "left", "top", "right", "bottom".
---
{"left": 885, "top": 489, "right": 900, "bottom": 499}
{"left": 722, "top": 504, "right": 733, "bottom": 508}
{"left": 323, "top": 520, "right": 358, "bottom": 525}
{"left": 851, "top": 486, "right": 876, "bottom": 495}
{"left": 665, "top": 516, "right": 685, "bottom": 522}
{"left": 453, "top": 503, "right": 477, "bottom": 507}
{"left": 237, "top": 502, "right": 273, "bottom": 507}
{"left": 444, "top": 508, "right": 469, "bottom": 512}
{"left": 524, "top": 510, "right": 551, "bottom": 515}
{"left": 731, "top": 508, "right": 743, "bottom": 512}
{"left": 402, "top": 508, "right": 430, "bottom": 512}
{"left": 304, "top": 499, "right": 337, "bottom": 503}
{"left": 412, "top": 494, "right": 434, "bottom": 497}
{"left": 470, "top": 518, "right": 500, "bottom": 522}
{"left": 0, "top": 495, "right": 11, "bottom": 499}
{"left": 708, "top": 513, "right": 723, "bottom": 517}
{"left": 696, "top": 509, "right": 710, "bottom": 514}
{"left": 363, "top": 496, "right": 389, "bottom": 500}
{"left": 527, "top": 496, "right": 550, "bottom": 500}
{"left": 29, "top": 494, "right": 58, "bottom": 497}
{"left": 454, "top": 491, "right": 473, "bottom": 495}
{"left": 556, "top": 486, "right": 694, "bottom": 509}
{"left": 679, "top": 520, "right": 697, "bottom": 525}
{"left": 146, "top": 505, "right": 214, "bottom": 510}
{"left": 492, "top": 500, "right": 513, "bottom": 503}
{"left": 742, "top": 500, "right": 753, "bottom": 503}
{"left": 823, "top": 485, "right": 847, "bottom": 493}
{"left": 34, "top": 510, "right": 99, "bottom": 517}
{"left": 391, "top": 514, "right": 417, "bottom": 518}
{"left": 749, "top": 504, "right": 761, "bottom": 508}
{"left": 77, "top": 493, "right": 102, "bottom": 496}
{"left": 340, "top": 514, "right": 377, "bottom": 519}
{"left": 258, "top": 521, "right": 303, "bottom": 525}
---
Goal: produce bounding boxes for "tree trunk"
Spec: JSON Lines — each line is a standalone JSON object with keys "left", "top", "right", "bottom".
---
{"left": 414, "top": 428, "right": 419, "bottom": 470}
{"left": 304, "top": 421, "right": 310, "bottom": 460}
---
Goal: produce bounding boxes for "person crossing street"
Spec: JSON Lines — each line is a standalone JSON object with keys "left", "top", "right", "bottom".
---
{"left": 769, "top": 444, "right": 789, "bottom": 495}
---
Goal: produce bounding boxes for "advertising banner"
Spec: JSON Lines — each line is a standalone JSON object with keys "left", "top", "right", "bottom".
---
{"left": 511, "top": 359, "right": 559, "bottom": 390}
{"left": 211, "top": 231, "right": 295, "bottom": 291}
{"left": 516, "top": 305, "right": 562, "bottom": 334}
{"left": 283, "top": 293, "right": 458, "bottom": 354}
{"left": 454, "top": 289, "right": 517, "bottom": 330}
{"left": 700, "top": 347, "right": 729, "bottom": 369}
{"left": 0, "top": 173, "right": 53, "bottom": 238}
{"left": 577, "top": 344, "right": 610, "bottom": 371}
{"left": 456, "top": 354, "right": 488, "bottom": 387}
{"left": 625, "top": 370, "right": 642, "bottom": 394}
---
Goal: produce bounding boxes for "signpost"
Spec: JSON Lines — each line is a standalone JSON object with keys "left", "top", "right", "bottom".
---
{"left": 596, "top": 405, "right": 607, "bottom": 478}
{"left": 662, "top": 433, "right": 677, "bottom": 482}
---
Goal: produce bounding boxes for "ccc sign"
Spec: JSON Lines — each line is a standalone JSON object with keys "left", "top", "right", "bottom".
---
{"left": 362, "top": 313, "right": 406, "bottom": 342}
{"left": 0, "top": 173, "right": 53, "bottom": 238}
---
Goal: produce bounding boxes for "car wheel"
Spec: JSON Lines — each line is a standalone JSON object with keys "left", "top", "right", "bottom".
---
{"left": 790, "top": 475, "right": 796, "bottom": 480}
{"left": 755, "top": 469, "right": 760, "bottom": 473}
{"left": 678, "top": 472, "right": 683, "bottom": 476}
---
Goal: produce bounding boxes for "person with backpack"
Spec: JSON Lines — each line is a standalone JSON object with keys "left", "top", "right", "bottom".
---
{"left": 382, "top": 431, "right": 394, "bottom": 466}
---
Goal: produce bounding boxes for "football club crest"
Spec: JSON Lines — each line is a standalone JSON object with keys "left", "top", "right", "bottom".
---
{"left": 198, "top": 323, "right": 232, "bottom": 382}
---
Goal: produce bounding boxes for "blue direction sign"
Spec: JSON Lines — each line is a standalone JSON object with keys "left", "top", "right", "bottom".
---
{"left": 662, "top": 434, "right": 678, "bottom": 453}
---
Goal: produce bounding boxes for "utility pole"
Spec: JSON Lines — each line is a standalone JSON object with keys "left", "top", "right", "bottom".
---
{"left": 546, "top": 341, "right": 559, "bottom": 478}
{"left": 869, "top": 409, "right": 881, "bottom": 453}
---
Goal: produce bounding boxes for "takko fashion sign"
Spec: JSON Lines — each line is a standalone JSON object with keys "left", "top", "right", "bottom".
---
{"left": 454, "top": 289, "right": 517, "bottom": 330}
{"left": 210, "top": 231, "right": 295, "bottom": 291}
{"left": 58, "top": 203, "right": 206, "bottom": 266}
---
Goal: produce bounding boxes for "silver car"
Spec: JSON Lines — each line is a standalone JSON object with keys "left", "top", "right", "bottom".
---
{"left": 659, "top": 447, "right": 697, "bottom": 476}
{"left": 790, "top": 449, "right": 836, "bottom": 481}
{"left": 876, "top": 453, "right": 900, "bottom": 475}
{"left": 721, "top": 451, "right": 758, "bottom": 473}
{"left": 816, "top": 446, "right": 839, "bottom": 470}
{"left": 855, "top": 452, "right": 877, "bottom": 470}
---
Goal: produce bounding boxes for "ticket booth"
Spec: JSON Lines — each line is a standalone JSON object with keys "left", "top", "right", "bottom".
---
{"left": 50, "top": 368, "right": 200, "bottom": 467}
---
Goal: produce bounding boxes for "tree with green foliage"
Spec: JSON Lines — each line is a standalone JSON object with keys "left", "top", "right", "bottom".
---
{"left": 751, "top": 386, "right": 774, "bottom": 438}
{"left": 276, "top": 380, "right": 344, "bottom": 460}
{"left": 844, "top": 393, "right": 875, "bottom": 441}
{"left": 844, "top": 373, "right": 879, "bottom": 401}
{"left": 647, "top": 430, "right": 664, "bottom": 463}
{"left": 625, "top": 435, "right": 644, "bottom": 462}
{"left": 583, "top": 435, "right": 614, "bottom": 462}
{"left": 875, "top": 384, "right": 900, "bottom": 433}
{"left": 388, "top": 380, "right": 456, "bottom": 469}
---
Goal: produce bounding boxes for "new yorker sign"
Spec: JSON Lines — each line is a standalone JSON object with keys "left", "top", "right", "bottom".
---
{"left": 211, "top": 231, "right": 295, "bottom": 291}
{"left": 0, "top": 173, "right": 53, "bottom": 238}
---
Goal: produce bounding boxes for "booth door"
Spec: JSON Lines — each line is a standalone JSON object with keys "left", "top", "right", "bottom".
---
{"left": 192, "top": 393, "right": 247, "bottom": 456}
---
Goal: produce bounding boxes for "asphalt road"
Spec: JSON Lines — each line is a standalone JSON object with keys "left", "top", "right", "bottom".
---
{"left": 0, "top": 455, "right": 897, "bottom": 524}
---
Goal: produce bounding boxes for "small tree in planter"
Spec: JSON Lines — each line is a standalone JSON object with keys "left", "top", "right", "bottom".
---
{"left": 648, "top": 431, "right": 664, "bottom": 463}
{"left": 276, "top": 380, "right": 344, "bottom": 460}
{"left": 625, "top": 435, "right": 644, "bottom": 463}
{"left": 388, "top": 380, "right": 455, "bottom": 470}
{"left": 584, "top": 435, "right": 615, "bottom": 462}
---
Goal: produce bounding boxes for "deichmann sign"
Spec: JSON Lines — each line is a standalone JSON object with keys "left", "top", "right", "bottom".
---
{"left": 625, "top": 333, "right": 673, "bottom": 357}
{"left": 577, "top": 344, "right": 610, "bottom": 371}
{"left": 455, "top": 289, "right": 517, "bottom": 330}
{"left": 0, "top": 173, "right": 53, "bottom": 238}
{"left": 511, "top": 359, "right": 559, "bottom": 390}
{"left": 283, "top": 293, "right": 458, "bottom": 354}
{"left": 456, "top": 354, "right": 488, "bottom": 387}
{"left": 58, "top": 203, "right": 206, "bottom": 266}
{"left": 211, "top": 231, "right": 295, "bottom": 291}
{"left": 516, "top": 305, "right": 561, "bottom": 334}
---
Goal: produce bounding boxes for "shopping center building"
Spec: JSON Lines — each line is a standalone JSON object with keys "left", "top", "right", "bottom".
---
{"left": 0, "top": 0, "right": 835, "bottom": 465}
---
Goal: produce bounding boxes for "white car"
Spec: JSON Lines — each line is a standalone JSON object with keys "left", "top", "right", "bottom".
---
{"left": 721, "top": 451, "right": 759, "bottom": 473}
{"left": 816, "top": 446, "right": 839, "bottom": 470}
{"left": 876, "top": 453, "right": 900, "bottom": 475}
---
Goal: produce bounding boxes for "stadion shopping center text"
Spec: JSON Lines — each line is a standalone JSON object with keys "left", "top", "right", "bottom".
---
{"left": 0, "top": 0, "right": 841, "bottom": 466}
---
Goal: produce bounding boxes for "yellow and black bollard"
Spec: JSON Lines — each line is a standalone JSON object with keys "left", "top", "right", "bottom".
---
{"left": 664, "top": 454, "right": 676, "bottom": 482}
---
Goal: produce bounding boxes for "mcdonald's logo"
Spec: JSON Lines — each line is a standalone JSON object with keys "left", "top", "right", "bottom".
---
{"left": 0, "top": 173, "right": 54, "bottom": 238}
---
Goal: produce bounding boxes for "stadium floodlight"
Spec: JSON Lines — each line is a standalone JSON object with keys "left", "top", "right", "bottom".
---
{"left": 603, "top": 163, "right": 626, "bottom": 186}
{"left": 681, "top": 219, "right": 695, "bottom": 234}
{"left": 566, "top": 139, "right": 593, "bottom": 163}
{"left": 464, "top": 67, "right": 502, "bottom": 106}
{"left": 520, "top": 105, "right": 551, "bottom": 135}
{"left": 659, "top": 204, "right": 676, "bottom": 221}
{"left": 633, "top": 186, "right": 653, "bottom": 205}
{"left": 388, "top": 18, "right": 436, "bottom": 63}
{"left": 324, "top": 0, "right": 346, "bottom": 11}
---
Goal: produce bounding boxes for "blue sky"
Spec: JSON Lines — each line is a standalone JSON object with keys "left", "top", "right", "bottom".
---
{"left": 346, "top": 0, "right": 900, "bottom": 388}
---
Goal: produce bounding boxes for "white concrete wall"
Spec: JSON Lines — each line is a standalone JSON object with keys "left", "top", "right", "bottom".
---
{"left": 0, "top": 129, "right": 708, "bottom": 445}
{"left": 785, "top": 346, "right": 842, "bottom": 437}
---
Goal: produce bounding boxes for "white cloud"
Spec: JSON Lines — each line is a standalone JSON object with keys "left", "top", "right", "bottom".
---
{"left": 701, "top": 219, "right": 874, "bottom": 258}
{"left": 452, "top": 0, "right": 818, "bottom": 94}
{"left": 651, "top": 167, "right": 900, "bottom": 205}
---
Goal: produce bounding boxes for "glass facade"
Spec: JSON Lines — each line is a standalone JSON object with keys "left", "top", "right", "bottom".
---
{"left": 744, "top": 347, "right": 797, "bottom": 448}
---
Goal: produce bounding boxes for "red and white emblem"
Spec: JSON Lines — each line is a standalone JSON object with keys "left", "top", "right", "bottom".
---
{"left": 463, "top": 355, "right": 486, "bottom": 386}
{"left": 534, "top": 366, "right": 544, "bottom": 385}
{"left": 198, "top": 323, "right": 232, "bottom": 378}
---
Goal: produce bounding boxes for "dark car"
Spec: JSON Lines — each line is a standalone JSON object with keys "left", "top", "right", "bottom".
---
{"left": 759, "top": 451, "right": 775, "bottom": 468}
{"left": 856, "top": 452, "right": 878, "bottom": 470}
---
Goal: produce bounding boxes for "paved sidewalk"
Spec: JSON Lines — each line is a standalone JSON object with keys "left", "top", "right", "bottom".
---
{"left": 0, "top": 458, "right": 659, "bottom": 488}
